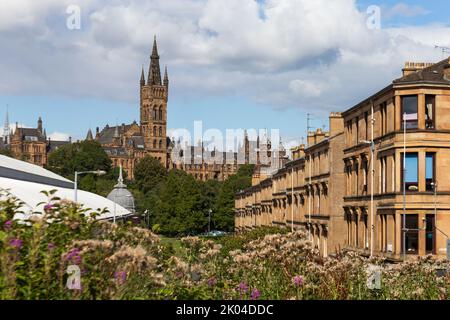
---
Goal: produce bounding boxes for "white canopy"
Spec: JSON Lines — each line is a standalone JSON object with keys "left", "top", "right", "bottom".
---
{"left": 0, "top": 155, "right": 131, "bottom": 220}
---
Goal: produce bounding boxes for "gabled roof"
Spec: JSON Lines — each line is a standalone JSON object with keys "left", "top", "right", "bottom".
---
{"left": 15, "top": 128, "right": 46, "bottom": 142}
{"left": 97, "top": 124, "right": 136, "bottom": 145}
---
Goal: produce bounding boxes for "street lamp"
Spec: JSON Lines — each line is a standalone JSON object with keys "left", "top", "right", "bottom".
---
{"left": 74, "top": 170, "right": 107, "bottom": 203}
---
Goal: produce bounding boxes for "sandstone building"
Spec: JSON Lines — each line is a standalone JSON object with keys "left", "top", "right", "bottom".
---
{"left": 236, "top": 57, "right": 450, "bottom": 259}
{"left": 93, "top": 37, "right": 285, "bottom": 181}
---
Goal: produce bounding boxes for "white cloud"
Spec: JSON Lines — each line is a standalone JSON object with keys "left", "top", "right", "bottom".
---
{"left": 48, "top": 132, "right": 70, "bottom": 141}
{"left": 0, "top": 0, "right": 449, "bottom": 116}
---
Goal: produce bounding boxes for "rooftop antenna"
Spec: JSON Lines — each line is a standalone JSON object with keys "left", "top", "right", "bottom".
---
{"left": 435, "top": 45, "right": 450, "bottom": 59}
{"left": 306, "top": 113, "right": 315, "bottom": 146}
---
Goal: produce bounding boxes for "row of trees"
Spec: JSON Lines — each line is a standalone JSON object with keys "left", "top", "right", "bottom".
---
{"left": 45, "top": 140, "right": 254, "bottom": 236}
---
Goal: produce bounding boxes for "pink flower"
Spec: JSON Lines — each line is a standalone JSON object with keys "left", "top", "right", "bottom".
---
{"left": 9, "top": 238, "right": 23, "bottom": 250}
{"left": 4, "top": 220, "right": 12, "bottom": 231}
{"left": 292, "top": 275, "right": 304, "bottom": 287}
{"left": 44, "top": 203, "right": 54, "bottom": 212}
{"left": 114, "top": 271, "right": 127, "bottom": 285}
{"left": 250, "top": 288, "right": 261, "bottom": 300}
{"left": 207, "top": 277, "right": 217, "bottom": 287}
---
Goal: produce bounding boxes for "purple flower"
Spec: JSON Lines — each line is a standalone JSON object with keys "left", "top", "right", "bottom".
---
{"left": 237, "top": 281, "right": 249, "bottom": 294}
{"left": 44, "top": 203, "right": 54, "bottom": 211}
{"left": 292, "top": 275, "right": 304, "bottom": 287}
{"left": 9, "top": 238, "right": 23, "bottom": 250}
{"left": 47, "top": 243, "right": 56, "bottom": 251}
{"left": 250, "top": 288, "right": 261, "bottom": 300}
{"left": 63, "top": 248, "right": 82, "bottom": 265}
{"left": 207, "top": 277, "right": 217, "bottom": 287}
{"left": 4, "top": 220, "right": 12, "bottom": 231}
{"left": 114, "top": 271, "right": 127, "bottom": 285}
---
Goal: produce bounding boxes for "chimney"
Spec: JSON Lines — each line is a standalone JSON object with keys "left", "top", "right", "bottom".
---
{"left": 329, "top": 112, "right": 344, "bottom": 136}
{"left": 444, "top": 58, "right": 450, "bottom": 81}
{"left": 402, "top": 61, "right": 434, "bottom": 77}
{"left": 315, "top": 128, "right": 326, "bottom": 143}
{"left": 307, "top": 131, "right": 315, "bottom": 147}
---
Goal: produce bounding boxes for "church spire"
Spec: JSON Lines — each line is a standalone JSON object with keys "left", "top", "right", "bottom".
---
{"left": 148, "top": 36, "right": 162, "bottom": 86}
{"left": 3, "top": 106, "right": 10, "bottom": 145}
{"left": 86, "top": 128, "right": 94, "bottom": 141}
{"left": 140, "top": 66, "right": 145, "bottom": 87}
{"left": 163, "top": 65, "right": 169, "bottom": 88}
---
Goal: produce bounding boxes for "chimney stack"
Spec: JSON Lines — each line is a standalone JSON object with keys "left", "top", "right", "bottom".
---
{"left": 329, "top": 112, "right": 344, "bottom": 136}
{"left": 402, "top": 61, "right": 434, "bottom": 77}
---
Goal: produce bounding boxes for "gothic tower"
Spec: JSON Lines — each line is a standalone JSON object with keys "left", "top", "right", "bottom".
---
{"left": 140, "top": 36, "right": 169, "bottom": 167}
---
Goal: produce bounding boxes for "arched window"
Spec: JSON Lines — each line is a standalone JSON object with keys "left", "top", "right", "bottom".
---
{"left": 159, "top": 127, "right": 162, "bottom": 137}
{"left": 153, "top": 126, "right": 157, "bottom": 136}
{"left": 153, "top": 108, "right": 157, "bottom": 119}
{"left": 153, "top": 140, "right": 157, "bottom": 149}
{"left": 159, "top": 107, "right": 163, "bottom": 120}
{"left": 159, "top": 140, "right": 162, "bottom": 149}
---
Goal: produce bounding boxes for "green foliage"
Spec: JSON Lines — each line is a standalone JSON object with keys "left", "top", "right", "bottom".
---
{"left": 46, "top": 140, "right": 112, "bottom": 179}
{"left": 133, "top": 156, "right": 167, "bottom": 194}
{"left": 0, "top": 149, "right": 13, "bottom": 157}
{"left": 213, "top": 164, "right": 254, "bottom": 232}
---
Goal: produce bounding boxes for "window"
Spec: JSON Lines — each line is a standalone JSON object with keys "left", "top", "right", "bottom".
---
{"left": 159, "top": 127, "right": 162, "bottom": 137}
{"left": 380, "top": 102, "right": 387, "bottom": 135}
{"left": 153, "top": 126, "right": 157, "bottom": 136}
{"left": 355, "top": 117, "right": 359, "bottom": 144}
{"left": 362, "top": 159, "right": 368, "bottom": 193}
{"left": 402, "top": 153, "right": 418, "bottom": 191}
{"left": 425, "top": 95, "right": 435, "bottom": 129}
{"left": 153, "top": 140, "right": 157, "bottom": 149}
{"left": 159, "top": 107, "right": 163, "bottom": 120}
{"left": 401, "top": 95, "right": 418, "bottom": 129}
{"left": 153, "top": 108, "right": 157, "bottom": 119}
{"left": 364, "top": 112, "right": 369, "bottom": 140}
{"left": 402, "top": 214, "right": 419, "bottom": 254}
{"left": 159, "top": 140, "right": 162, "bottom": 149}
{"left": 426, "top": 152, "right": 435, "bottom": 192}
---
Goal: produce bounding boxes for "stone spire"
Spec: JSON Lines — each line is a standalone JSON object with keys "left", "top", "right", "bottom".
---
{"left": 38, "top": 116, "right": 43, "bottom": 133}
{"left": 148, "top": 36, "right": 162, "bottom": 86}
{"left": 3, "top": 107, "right": 10, "bottom": 145}
{"left": 163, "top": 65, "right": 169, "bottom": 88}
{"left": 140, "top": 66, "right": 145, "bottom": 87}
{"left": 86, "top": 128, "right": 94, "bottom": 141}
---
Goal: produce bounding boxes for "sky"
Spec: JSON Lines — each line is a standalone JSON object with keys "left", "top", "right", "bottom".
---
{"left": 0, "top": 0, "right": 449, "bottom": 151}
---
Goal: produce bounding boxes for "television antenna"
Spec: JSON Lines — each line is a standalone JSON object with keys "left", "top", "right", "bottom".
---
{"left": 435, "top": 45, "right": 450, "bottom": 59}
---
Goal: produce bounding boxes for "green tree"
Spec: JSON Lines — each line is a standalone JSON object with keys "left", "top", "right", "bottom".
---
{"left": 214, "top": 164, "right": 254, "bottom": 231}
{"left": 0, "top": 148, "right": 13, "bottom": 157}
{"left": 152, "top": 170, "right": 209, "bottom": 236}
{"left": 46, "top": 140, "right": 112, "bottom": 179}
{"left": 133, "top": 156, "right": 167, "bottom": 194}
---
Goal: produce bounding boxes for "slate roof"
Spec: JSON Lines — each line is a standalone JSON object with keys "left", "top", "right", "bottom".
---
{"left": 16, "top": 128, "right": 46, "bottom": 142}
{"left": 47, "top": 140, "right": 70, "bottom": 153}
{"left": 97, "top": 124, "right": 135, "bottom": 145}
{"left": 393, "top": 58, "right": 450, "bottom": 85}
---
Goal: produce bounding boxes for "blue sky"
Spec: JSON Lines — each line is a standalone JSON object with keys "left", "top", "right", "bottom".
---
{"left": 1, "top": 0, "right": 449, "bottom": 150}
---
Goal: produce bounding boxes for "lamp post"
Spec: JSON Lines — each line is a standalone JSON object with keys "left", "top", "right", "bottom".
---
{"left": 208, "top": 209, "right": 212, "bottom": 233}
{"left": 74, "top": 170, "right": 106, "bottom": 203}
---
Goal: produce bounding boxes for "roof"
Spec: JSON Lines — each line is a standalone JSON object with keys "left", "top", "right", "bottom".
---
{"left": 393, "top": 58, "right": 450, "bottom": 85}
{"left": 0, "top": 155, "right": 72, "bottom": 188}
{"left": 0, "top": 177, "right": 131, "bottom": 221}
{"left": 47, "top": 140, "right": 70, "bottom": 153}
{"left": 97, "top": 124, "right": 134, "bottom": 145}
{"left": 16, "top": 128, "right": 46, "bottom": 142}
{"left": 0, "top": 155, "right": 131, "bottom": 220}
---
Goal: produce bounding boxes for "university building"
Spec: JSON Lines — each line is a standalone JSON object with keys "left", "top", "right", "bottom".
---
{"left": 236, "top": 57, "right": 450, "bottom": 259}
{"left": 92, "top": 37, "right": 285, "bottom": 181}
